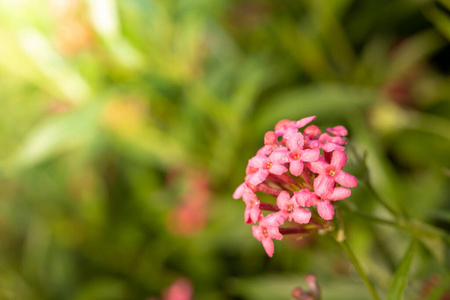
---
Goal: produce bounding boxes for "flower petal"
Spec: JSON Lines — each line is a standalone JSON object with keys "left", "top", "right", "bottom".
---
{"left": 327, "top": 187, "right": 351, "bottom": 201}
{"left": 262, "top": 238, "right": 275, "bottom": 257}
{"left": 232, "top": 183, "right": 245, "bottom": 199}
{"left": 330, "top": 150, "right": 347, "bottom": 170}
{"left": 248, "top": 155, "right": 269, "bottom": 169}
{"left": 286, "top": 133, "right": 304, "bottom": 151}
{"left": 276, "top": 191, "right": 291, "bottom": 209}
{"left": 267, "top": 226, "right": 283, "bottom": 240}
{"left": 335, "top": 171, "right": 357, "bottom": 188}
{"left": 300, "top": 148, "right": 320, "bottom": 162}
{"left": 269, "top": 164, "right": 288, "bottom": 175}
{"left": 248, "top": 169, "right": 269, "bottom": 185}
{"left": 307, "top": 160, "right": 328, "bottom": 174}
{"left": 292, "top": 208, "right": 312, "bottom": 224}
{"left": 265, "top": 211, "right": 287, "bottom": 227}
{"left": 289, "top": 159, "right": 304, "bottom": 176}
{"left": 294, "top": 189, "right": 315, "bottom": 206}
{"left": 314, "top": 174, "right": 335, "bottom": 198}
{"left": 317, "top": 201, "right": 335, "bottom": 220}
{"left": 252, "top": 226, "right": 264, "bottom": 241}
{"left": 322, "top": 143, "right": 345, "bottom": 153}
{"left": 295, "top": 116, "right": 316, "bottom": 128}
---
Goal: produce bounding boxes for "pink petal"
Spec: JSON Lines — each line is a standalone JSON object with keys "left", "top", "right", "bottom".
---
{"left": 286, "top": 133, "right": 304, "bottom": 151}
{"left": 248, "top": 169, "right": 269, "bottom": 185}
{"left": 276, "top": 191, "right": 291, "bottom": 210}
{"left": 269, "top": 164, "right": 288, "bottom": 175}
{"left": 300, "top": 148, "right": 320, "bottom": 162}
{"left": 252, "top": 226, "right": 264, "bottom": 241}
{"left": 267, "top": 226, "right": 283, "bottom": 240}
{"left": 314, "top": 174, "right": 335, "bottom": 198}
{"left": 256, "top": 145, "right": 273, "bottom": 156}
{"left": 270, "top": 148, "right": 289, "bottom": 164}
{"left": 307, "top": 160, "right": 328, "bottom": 174}
{"left": 291, "top": 208, "right": 311, "bottom": 224}
{"left": 242, "top": 189, "right": 258, "bottom": 205}
{"left": 327, "top": 187, "right": 351, "bottom": 201}
{"left": 294, "top": 189, "right": 316, "bottom": 206}
{"left": 335, "top": 171, "right": 357, "bottom": 188}
{"left": 232, "top": 183, "right": 245, "bottom": 199}
{"left": 295, "top": 116, "right": 316, "bottom": 128}
{"left": 289, "top": 159, "right": 304, "bottom": 176}
{"left": 264, "top": 131, "right": 278, "bottom": 146}
{"left": 317, "top": 201, "right": 335, "bottom": 220}
{"left": 327, "top": 125, "right": 348, "bottom": 136}
{"left": 304, "top": 125, "right": 321, "bottom": 138}
{"left": 265, "top": 211, "right": 287, "bottom": 227}
{"left": 249, "top": 155, "right": 269, "bottom": 169}
{"left": 245, "top": 205, "right": 261, "bottom": 224}
{"left": 330, "top": 150, "right": 347, "bottom": 170}
{"left": 322, "top": 143, "right": 345, "bottom": 153}
{"left": 262, "top": 238, "right": 275, "bottom": 257}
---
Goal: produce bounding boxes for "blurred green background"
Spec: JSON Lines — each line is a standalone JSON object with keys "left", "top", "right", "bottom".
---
{"left": 0, "top": 0, "right": 449, "bottom": 299}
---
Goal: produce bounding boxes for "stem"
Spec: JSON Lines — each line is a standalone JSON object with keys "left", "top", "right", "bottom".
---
{"left": 279, "top": 227, "right": 309, "bottom": 235}
{"left": 340, "top": 205, "right": 450, "bottom": 243}
{"left": 339, "top": 239, "right": 381, "bottom": 300}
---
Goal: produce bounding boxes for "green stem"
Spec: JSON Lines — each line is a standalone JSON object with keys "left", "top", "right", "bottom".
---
{"left": 340, "top": 205, "right": 450, "bottom": 243}
{"left": 339, "top": 239, "right": 381, "bottom": 300}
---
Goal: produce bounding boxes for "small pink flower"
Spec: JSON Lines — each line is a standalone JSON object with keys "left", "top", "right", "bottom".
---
{"left": 274, "top": 116, "right": 316, "bottom": 138}
{"left": 264, "top": 131, "right": 279, "bottom": 146}
{"left": 304, "top": 187, "right": 351, "bottom": 220}
{"left": 233, "top": 183, "right": 261, "bottom": 224}
{"left": 164, "top": 278, "right": 193, "bottom": 300}
{"left": 256, "top": 145, "right": 274, "bottom": 156}
{"left": 286, "top": 133, "right": 320, "bottom": 176}
{"left": 327, "top": 125, "right": 348, "bottom": 137}
{"left": 319, "top": 133, "right": 346, "bottom": 145}
{"left": 252, "top": 216, "right": 283, "bottom": 257}
{"left": 247, "top": 148, "right": 289, "bottom": 185}
{"left": 308, "top": 150, "right": 357, "bottom": 198}
{"left": 293, "top": 189, "right": 317, "bottom": 207}
{"left": 275, "top": 191, "right": 311, "bottom": 224}
{"left": 303, "top": 125, "right": 321, "bottom": 139}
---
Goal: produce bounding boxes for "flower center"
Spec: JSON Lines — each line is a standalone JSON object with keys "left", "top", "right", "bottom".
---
{"left": 263, "top": 228, "right": 268, "bottom": 237}
{"left": 328, "top": 169, "right": 336, "bottom": 177}
{"left": 288, "top": 205, "right": 294, "bottom": 213}
{"left": 266, "top": 162, "right": 272, "bottom": 169}
{"left": 293, "top": 154, "right": 300, "bottom": 160}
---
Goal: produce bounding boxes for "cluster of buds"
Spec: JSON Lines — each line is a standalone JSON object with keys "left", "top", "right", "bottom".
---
{"left": 233, "top": 116, "right": 357, "bottom": 257}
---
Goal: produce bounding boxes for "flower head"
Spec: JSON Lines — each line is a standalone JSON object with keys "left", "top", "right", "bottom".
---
{"left": 233, "top": 116, "right": 358, "bottom": 256}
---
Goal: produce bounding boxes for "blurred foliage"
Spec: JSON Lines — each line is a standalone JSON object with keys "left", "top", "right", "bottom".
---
{"left": 0, "top": 0, "right": 449, "bottom": 299}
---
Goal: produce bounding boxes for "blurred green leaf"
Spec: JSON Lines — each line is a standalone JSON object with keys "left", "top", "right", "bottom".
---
{"left": 387, "top": 239, "right": 417, "bottom": 300}
{"left": 254, "top": 84, "right": 376, "bottom": 131}
{"left": 9, "top": 103, "right": 102, "bottom": 171}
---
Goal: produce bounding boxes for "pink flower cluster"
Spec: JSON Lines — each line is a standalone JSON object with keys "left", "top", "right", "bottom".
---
{"left": 233, "top": 116, "right": 357, "bottom": 257}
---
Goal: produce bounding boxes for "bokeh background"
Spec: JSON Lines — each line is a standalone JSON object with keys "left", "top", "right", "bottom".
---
{"left": 0, "top": 0, "right": 449, "bottom": 299}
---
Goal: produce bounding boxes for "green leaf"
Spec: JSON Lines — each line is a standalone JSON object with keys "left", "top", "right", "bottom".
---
{"left": 387, "top": 239, "right": 417, "bottom": 300}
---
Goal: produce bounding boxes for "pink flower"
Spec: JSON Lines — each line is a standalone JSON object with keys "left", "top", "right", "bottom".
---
{"left": 252, "top": 216, "right": 283, "bottom": 257}
{"left": 303, "top": 187, "right": 351, "bottom": 220}
{"left": 293, "top": 189, "right": 317, "bottom": 207}
{"left": 274, "top": 116, "right": 316, "bottom": 138}
{"left": 308, "top": 150, "right": 357, "bottom": 198}
{"left": 247, "top": 148, "right": 289, "bottom": 185}
{"left": 275, "top": 191, "right": 311, "bottom": 224}
{"left": 233, "top": 183, "right": 261, "bottom": 224}
{"left": 164, "top": 278, "right": 193, "bottom": 300}
{"left": 327, "top": 125, "right": 348, "bottom": 136}
{"left": 286, "top": 133, "right": 320, "bottom": 176}
{"left": 303, "top": 125, "right": 321, "bottom": 139}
